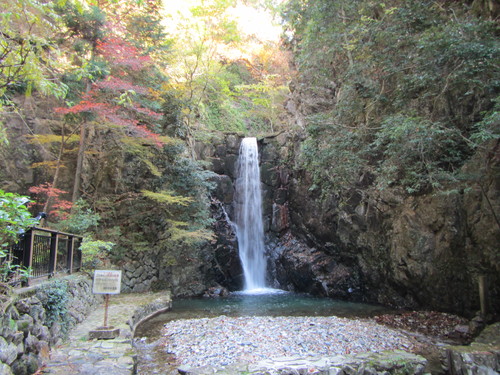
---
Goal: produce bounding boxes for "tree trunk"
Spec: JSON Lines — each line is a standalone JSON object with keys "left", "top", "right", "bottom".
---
{"left": 71, "top": 80, "right": 92, "bottom": 204}
{"left": 72, "top": 121, "right": 86, "bottom": 203}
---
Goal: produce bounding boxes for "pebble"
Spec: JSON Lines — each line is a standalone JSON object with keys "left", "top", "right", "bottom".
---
{"left": 162, "top": 316, "right": 417, "bottom": 369}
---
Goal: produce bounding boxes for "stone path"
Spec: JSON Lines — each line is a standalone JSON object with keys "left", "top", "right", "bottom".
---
{"left": 42, "top": 292, "right": 169, "bottom": 375}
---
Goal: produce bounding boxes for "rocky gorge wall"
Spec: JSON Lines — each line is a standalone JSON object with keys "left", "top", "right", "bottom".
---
{"left": 2, "top": 94, "right": 498, "bottom": 317}
{"left": 283, "top": 138, "right": 499, "bottom": 316}
{"left": 201, "top": 133, "right": 499, "bottom": 317}
{"left": 0, "top": 275, "right": 101, "bottom": 375}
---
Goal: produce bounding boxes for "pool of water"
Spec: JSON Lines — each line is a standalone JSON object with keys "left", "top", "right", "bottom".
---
{"left": 135, "top": 289, "right": 392, "bottom": 340}
{"left": 134, "top": 290, "right": 396, "bottom": 374}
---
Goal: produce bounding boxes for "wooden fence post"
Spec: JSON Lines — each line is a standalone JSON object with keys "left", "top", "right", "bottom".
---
{"left": 21, "top": 229, "right": 34, "bottom": 286}
{"left": 66, "top": 236, "right": 74, "bottom": 274}
{"left": 74, "top": 238, "right": 82, "bottom": 271}
{"left": 478, "top": 275, "right": 489, "bottom": 318}
{"left": 48, "top": 232, "right": 58, "bottom": 278}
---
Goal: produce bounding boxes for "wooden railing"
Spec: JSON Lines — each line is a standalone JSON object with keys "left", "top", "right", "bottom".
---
{"left": 6, "top": 227, "right": 83, "bottom": 286}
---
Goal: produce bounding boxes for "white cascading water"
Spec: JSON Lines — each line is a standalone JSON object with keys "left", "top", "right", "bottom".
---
{"left": 234, "top": 137, "right": 267, "bottom": 291}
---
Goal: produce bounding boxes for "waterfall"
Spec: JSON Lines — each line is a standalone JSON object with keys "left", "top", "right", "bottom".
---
{"left": 235, "top": 137, "right": 267, "bottom": 290}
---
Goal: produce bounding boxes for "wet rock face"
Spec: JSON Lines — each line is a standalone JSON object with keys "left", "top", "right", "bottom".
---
{"left": 208, "top": 200, "right": 243, "bottom": 291}
{"left": 200, "top": 133, "right": 499, "bottom": 316}
{"left": 387, "top": 194, "right": 472, "bottom": 311}
{"left": 269, "top": 233, "right": 363, "bottom": 300}
{"left": 283, "top": 139, "right": 500, "bottom": 314}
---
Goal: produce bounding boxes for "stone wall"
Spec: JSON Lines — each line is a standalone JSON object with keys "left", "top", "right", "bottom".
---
{"left": 128, "top": 292, "right": 172, "bottom": 336}
{"left": 121, "top": 251, "right": 160, "bottom": 294}
{"left": 119, "top": 244, "right": 217, "bottom": 298}
{"left": 0, "top": 275, "right": 101, "bottom": 375}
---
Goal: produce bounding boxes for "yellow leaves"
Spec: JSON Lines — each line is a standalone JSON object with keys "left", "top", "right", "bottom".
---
{"left": 120, "top": 136, "right": 175, "bottom": 177}
{"left": 25, "top": 134, "right": 79, "bottom": 145}
{"left": 148, "top": 87, "right": 164, "bottom": 102}
{"left": 167, "top": 220, "right": 214, "bottom": 243}
{"left": 360, "top": 15, "right": 373, "bottom": 23}
{"left": 120, "top": 134, "right": 176, "bottom": 149}
{"left": 145, "top": 159, "right": 162, "bottom": 177}
{"left": 142, "top": 192, "right": 214, "bottom": 245}
{"left": 384, "top": 7, "right": 398, "bottom": 16}
{"left": 141, "top": 190, "right": 193, "bottom": 206}
{"left": 30, "top": 160, "right": 61, "bottom": 170}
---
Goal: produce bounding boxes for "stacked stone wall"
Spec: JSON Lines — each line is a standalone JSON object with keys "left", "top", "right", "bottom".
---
{"left": 0, "top": 275, "right": 101, "bottom": 375}
{"left": 121, "top": 251, "right": 159, "bottom": 293}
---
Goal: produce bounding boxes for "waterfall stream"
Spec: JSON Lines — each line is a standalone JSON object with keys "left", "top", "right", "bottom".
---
{"left": 234, "top": 137, "right": 267, "bottom": 291}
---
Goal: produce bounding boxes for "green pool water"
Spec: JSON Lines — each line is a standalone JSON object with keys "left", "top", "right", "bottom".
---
{"left": 135, "top": 289, "right": 392, "bottom": 339}
{"left": 134, "top": 289, "right": 396, "bottom": 374}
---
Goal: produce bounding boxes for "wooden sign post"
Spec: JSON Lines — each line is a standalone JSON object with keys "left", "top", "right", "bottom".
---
{"left": 89, "top": 270, "right": 122, "bottom": 340}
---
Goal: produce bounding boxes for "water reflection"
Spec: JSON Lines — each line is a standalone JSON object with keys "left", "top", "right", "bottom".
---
{"left": 135, "top": 291, "right": 390, "bottom": 340}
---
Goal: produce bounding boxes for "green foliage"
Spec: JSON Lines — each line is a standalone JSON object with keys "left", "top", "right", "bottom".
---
{"left": 167, "top": 220, "right": 214, "bottom": 243}
{"left": 141, "top": 190, "right": 193, "bottom": 207}
{"left": 80, "top": 238, "right": 114, "bottom": 270}
{"left": 165, "top": 1, "right": 288, "bottom": 137}
{"left": 57, "top": 2, "right": 106, "bottom": 47}
{"left": 283, "top": 0, "right": 500, "bottom": 198}
{"left": 470, "top": 96, "right": 500, "bottom": 145}
{"left": 372, "top": 115, "right": 464, "bottom": 193}
{"left": 300, "top": 113, "right": 367, "bottom": 197}
{"left": 195, "top": 64, "right": 289, "bottom": 134}
{"left": 36, "top": 279, "right": 70, "bottom": 335}
{"left": 126, "top": 11, "right": 172, "bottom": 56}
{"left": 0, "top": 0, "right": 69, "bottom": 99}
{"left": 91, "top": 139, "right": 217, "bottom": 263}
{"left": 235, "top": 76, "right": 289, "bottom": 133}
{"left": 147, "top": 143, "right": 216, "bottom": 242}
{"left": 120, "top": 137, "right": 164, "bottom": 177}
{"left": 55, "top": 199, "right": 115, "bottom": 270}
{"left": 56, "top": 199, "right": 100, "bottom": 235}
{"left": 0, "top": 190, "right": 37, "bottom": 247}
{"left": 155, "top": 142, "right": 216, "bottom": 227}
{"left": 0, "top": 253, "right": 31, "bottom": 284}
{"left": 0, "top": 0, "right": 72, "bottom": 143}
{"left": 0, "top": 190, "right": 37, "bottom": 285}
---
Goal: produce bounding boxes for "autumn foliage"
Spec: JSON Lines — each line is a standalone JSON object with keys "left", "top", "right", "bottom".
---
{"left": 55, "top": 34, "right": 164, "bottom": 147}
{"left": 96, "top": 37, "right": 151, "bottom": 71}
{"left": 28, "top": 183, "right": 73, "bottom": 220}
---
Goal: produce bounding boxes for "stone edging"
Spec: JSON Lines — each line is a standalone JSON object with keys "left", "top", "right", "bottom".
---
{"left": 128, "top": 291, "right": 172, "bottom": 336}
{"left": 178, "top": 350, "right": 428, "bottom": 375}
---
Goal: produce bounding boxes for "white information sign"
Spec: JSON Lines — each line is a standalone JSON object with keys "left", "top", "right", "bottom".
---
{"left": 93, "top": 270, "right": 122, "bottom": 295}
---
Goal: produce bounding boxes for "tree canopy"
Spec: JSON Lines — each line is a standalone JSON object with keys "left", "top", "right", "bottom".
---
{"left": 281, "top": 0, "right": 499, "bottom": 197}
{"left": 1, "top": 0, "right": 498, "bottom": 267}
{"left": 0, "top": 0, "right": 291, "bottom": 265}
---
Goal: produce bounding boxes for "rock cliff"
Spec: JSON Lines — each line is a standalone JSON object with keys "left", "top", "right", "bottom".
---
{"left": 204, "top": 133, "right": 499, "bottom": 317}
{"left": 2, "top": 95, "right": 498, "bottom": 317}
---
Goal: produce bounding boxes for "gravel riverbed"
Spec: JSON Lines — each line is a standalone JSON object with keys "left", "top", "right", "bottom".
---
{"left": 162, "top": 315, "right": 418, "bottom": 369}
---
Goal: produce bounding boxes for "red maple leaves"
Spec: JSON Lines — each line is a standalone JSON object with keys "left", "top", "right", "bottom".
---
{"left": 55, "top": 98, "right": 107, "bottom": 115}
{"left": 95, "top": 76, "right": 148, "bottom": 94}
{"left": 28, "top": 183, "right": 73, "bottom": 220}
{"left": 96, "top": 37, "right": 151, "bottom": 71}
{"left": 55, "top": 35, "right": 164, "bottom": 147}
